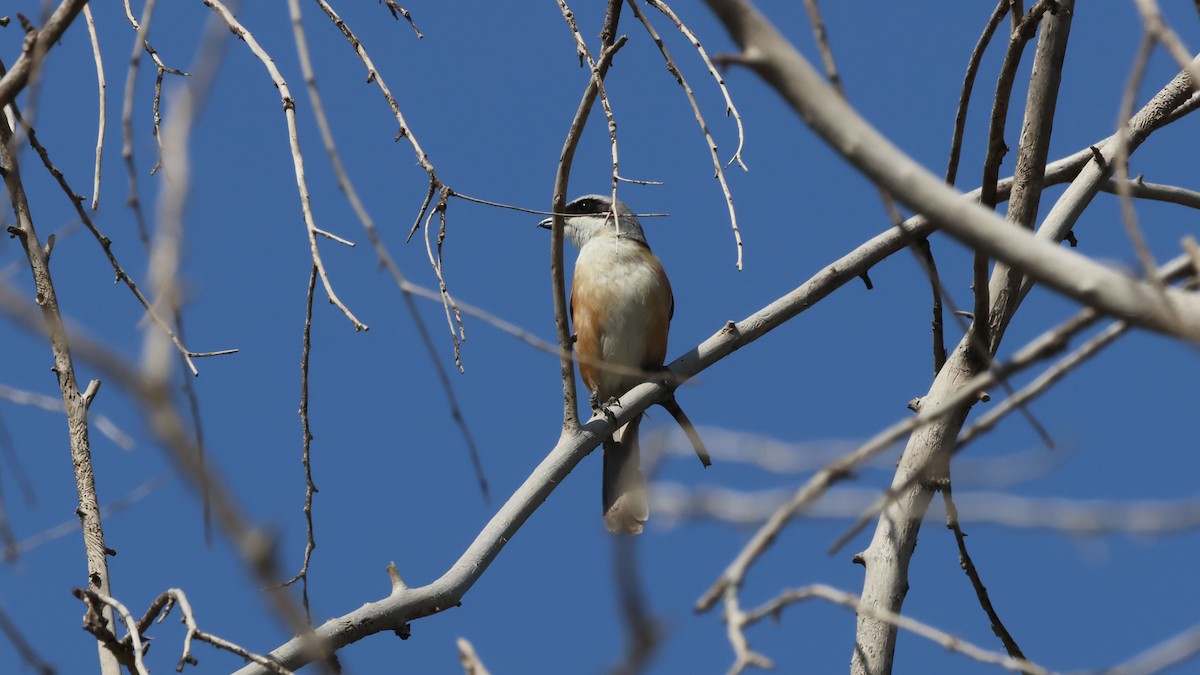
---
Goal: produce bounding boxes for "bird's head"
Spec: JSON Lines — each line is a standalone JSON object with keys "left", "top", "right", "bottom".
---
{"left": 538, "top": 194, "right": 647, "bottom": 249}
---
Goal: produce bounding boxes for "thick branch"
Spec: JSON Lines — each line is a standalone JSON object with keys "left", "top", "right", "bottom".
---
{"left": 703, "top": 0, "right": 1200, "bottom": 340}
{"left": 698, "top": 2, "right": 1200, "bottom": 674}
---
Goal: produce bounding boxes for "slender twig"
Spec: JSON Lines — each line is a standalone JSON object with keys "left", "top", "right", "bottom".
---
{"left": 311, "top": 0, "right": 441, "bottom": 231}
{"left": 83, "top": 4, "right": 105, "bottom": 210}
{"left": 631, "top": 0, "right": 745, "bottom": 270}
{"left": 202, "top": 0, "right": 366, "bottom": 331}
{"left": 302, "top": 0, "right": 487, "bottom": 500}
{"left": 548, "top": 1, "right": 627, "bottom": 429}
{"left": 946, "top": 1, "right": 1009, "bottom": 186}
{"left": 556, "top": 0, "right": 625, "bottom": 227}
{"left": 735, "top": 585, "right": 1051, "bottom": 675}
{"left": 281, "top": 265, "right": 319, "bottom": 623}
{"left": 1100, "top": 176, "right": 1200, "bottom": 209}
{"left": 2, "top": 98, "right": 232, "bottom": 376}
{"left": 122, "top": 0, "right": 189, "bottom": 178}
{"left": 422, "top": 190, "right": 468, "bottom": 372}
{"left": 380, "top": 1, "right": 423, "bottom": 38}
{"left": 938, "top": 0, "right": 1022, "bottom": 373}
{"left": 956, "top": 319, "right": 1130, "bottom": 449}
{"left": 76, "top": 590, "right": 148, "bottom": 675}
{"left": 121, "top": 588, "right": 293, "bottom": 674}
{"left": 943, "top": 486, "right": 1030, "bottom": 669}
{"left": 121, "top": 0, "right": 157, "bottom": 246}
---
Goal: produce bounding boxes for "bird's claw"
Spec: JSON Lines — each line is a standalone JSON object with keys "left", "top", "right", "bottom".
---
{"left": 590, "top": 391, "right": 621, "bottom": 424}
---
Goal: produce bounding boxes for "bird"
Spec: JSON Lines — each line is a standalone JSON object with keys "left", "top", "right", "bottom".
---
{"left": 540, "top": 194, "right": 709, "bottom": 535}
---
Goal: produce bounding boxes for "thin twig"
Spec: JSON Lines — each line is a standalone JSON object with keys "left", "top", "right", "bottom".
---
{"left": 83, "top": 4, "right": 104, "bottom": 210}
{"left": 280, "top": 265, "right": 319, "bottom": 623}
{"left": 380, "top": 1, "right": 423, "bottom": 38}
{"left": 556, "top": 0, "right": 625, "bottom": 227}
{"left": 304, "top": 0, "right": 487, "bottom": 500}
{"left": 735, "top": 584, "right": 1051, "bottom": 675}
{"left": 76, "top": 590, "right": 148, "bottom": 675}
{"left": 548, "top": 1, "right": 627, "bottom": 429}
{"left": 943, "top": 486, "right": 1030, "bottom": 669}
{"left": 2, "top": 98, "right": 231, "bottom": 377}
{"left": 202, "top": 0, "right": 366, "bottom": 331}
{"left": 1100, "top": 176, "right": 1200, "bottom": 208}
{"left": 630, "top": 0, "right": 744, "bottom": 270}
{"left": 129, "top": 588, "right": 294, "bottom": 674}
{"left": 946, "top": 1, "right": 1009, "bottom": 186}
{"left": 422, "top": 190, "right": 468, "bottom": 372}
{"left": 121, "top": 0, "right": 157, "bottom": 246}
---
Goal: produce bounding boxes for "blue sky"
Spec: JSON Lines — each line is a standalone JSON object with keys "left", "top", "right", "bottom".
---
{"left": 2, "top": 2, "right": 1199, "bottom": 673}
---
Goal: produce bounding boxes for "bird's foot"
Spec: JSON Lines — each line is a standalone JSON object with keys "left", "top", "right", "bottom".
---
{"left": 591, "top": 392, "right": 621, "bottom": 424}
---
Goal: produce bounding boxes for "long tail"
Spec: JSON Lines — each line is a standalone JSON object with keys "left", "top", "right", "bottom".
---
{"left": 661, "top": 396, "right": 711, "bottom": 467}
{"left": 603, "top": 415, "right": 648, "bottom": 535}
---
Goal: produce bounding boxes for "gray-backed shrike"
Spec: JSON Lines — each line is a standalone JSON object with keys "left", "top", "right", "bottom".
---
{"left": 541, "top": 194, "right": 709, "bottom": 535}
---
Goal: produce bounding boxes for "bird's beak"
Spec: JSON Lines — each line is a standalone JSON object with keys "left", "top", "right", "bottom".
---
{"left": 537, "top": 217, "right": 554, "bottom": 230}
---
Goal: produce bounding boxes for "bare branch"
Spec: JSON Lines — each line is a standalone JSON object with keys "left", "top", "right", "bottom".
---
{"left": 0, "top": 0, "right": 89, "bottom": 110}
{"left": 641, "top": 0, "right": 746, "bottom": 269}
{"left": 3, "top": 95, "right": 232, "bottom": 377}
{"left": 202, "top": 0, "right": 367, "bottom": 331}
{"left": 301, "top": 0, "right": 486, "bottom": 500}
{"left": 0, "top": 97, "right": 122, "bottom": 675}
{"left": 82, "top": 5, "right": 104, "bottom": 210}
{"left": 737, "top": 585, "right": 1051, "bottom": 675}
{"left": 945, "top": 1, "right": 1008, "bottom": 186}
{"left": 704, "top": 0, "right": 1200, "bottom": 339}
{"left": 943, "top": 487, "right": 1030, "bottom": 668}
{"left": 547, "top": 5, "right": 628, "bottom": 430}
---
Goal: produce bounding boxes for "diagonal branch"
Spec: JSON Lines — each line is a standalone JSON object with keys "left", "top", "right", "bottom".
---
{"left": 704, "top": 0, "right": 1200, "bottom": 333}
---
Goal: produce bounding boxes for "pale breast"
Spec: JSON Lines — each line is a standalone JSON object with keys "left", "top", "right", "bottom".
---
{"left": 572, "top": 238, "right": 672, "bottom": 400}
